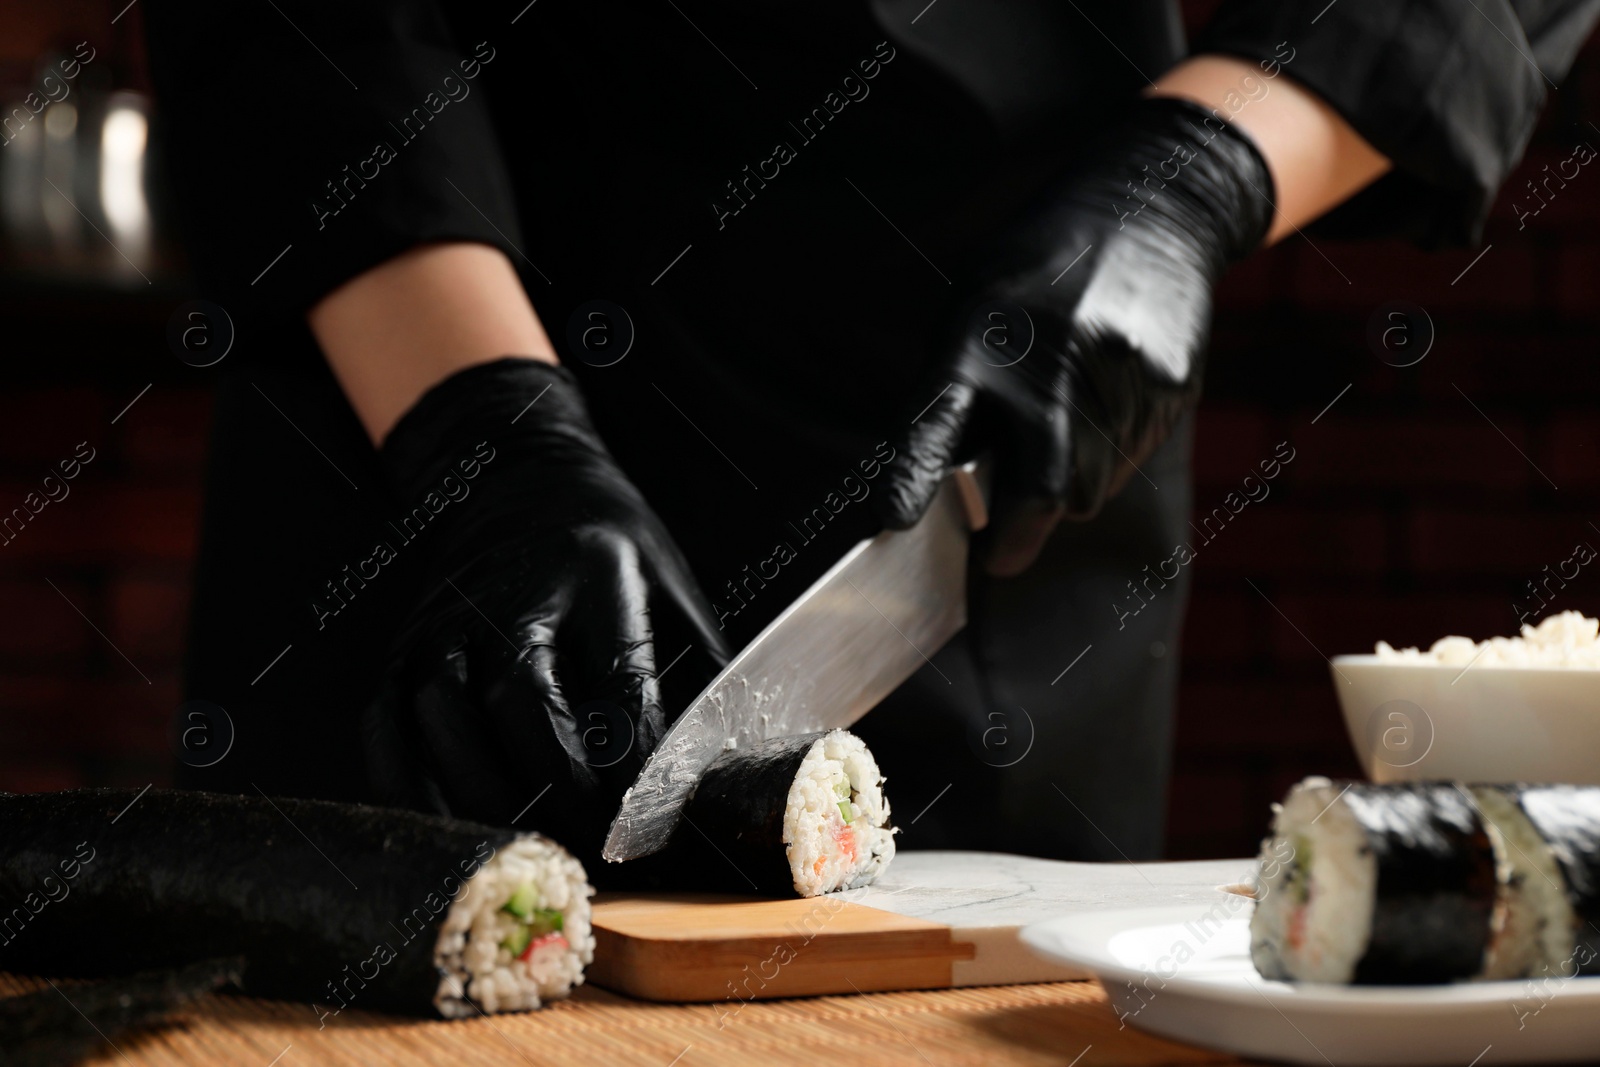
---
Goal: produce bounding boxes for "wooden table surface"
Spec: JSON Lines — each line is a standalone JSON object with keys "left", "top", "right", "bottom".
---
{"left": 3, "top": 973, "right": 1251, "bottom": 1067}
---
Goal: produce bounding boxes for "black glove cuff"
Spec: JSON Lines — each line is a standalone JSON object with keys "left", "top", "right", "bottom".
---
{"left": 379, "top": 357, "right": 603, "bottom": 504}
{"left": 1117, "top": 96, "right": 1277, "bottom": 263}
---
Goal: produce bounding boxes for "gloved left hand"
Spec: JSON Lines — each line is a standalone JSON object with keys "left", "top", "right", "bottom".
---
{"left": 871, "top": 97, "right": 1275, "bottom": 575}
{"left": 362, "top": 358, "right": 729, "bottom": 851}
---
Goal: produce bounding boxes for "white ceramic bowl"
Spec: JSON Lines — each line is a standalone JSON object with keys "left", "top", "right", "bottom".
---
{"left": 1331, "top": 654, "right": 1600, "bottom": 785}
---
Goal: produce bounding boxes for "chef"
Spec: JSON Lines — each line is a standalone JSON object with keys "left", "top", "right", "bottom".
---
{"left": 143, "top": 0, "right": 1597, "bottom": 870}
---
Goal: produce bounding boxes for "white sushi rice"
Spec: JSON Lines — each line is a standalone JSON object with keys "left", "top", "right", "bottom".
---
{"left": 432, "top": 835, "right": 594, "bottom": 1017}
{"left": 1251, "top": 777, "right": 1378, "bottom": 983}
{"left": 1376, "top": 610, "right": 1600, "bottom": 668}
{"left": 784, "top": 730, "right": 896, "bottom": 896}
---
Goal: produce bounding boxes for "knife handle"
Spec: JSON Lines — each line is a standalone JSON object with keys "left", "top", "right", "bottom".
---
{"left": 952, "top": 459, "right": 990, "bottom": 532}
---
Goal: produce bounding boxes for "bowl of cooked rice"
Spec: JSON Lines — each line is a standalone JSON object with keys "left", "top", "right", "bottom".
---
{"left": 1331, "top": 610, "right": 1600, "bottom": 785}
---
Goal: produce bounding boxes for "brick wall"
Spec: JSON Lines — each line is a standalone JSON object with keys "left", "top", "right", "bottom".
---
{"left": 0, "top": 291, "right": 205, "bottom": 793}
{"left": 1167, "top": 31, "right": 1600, "bottom": 857}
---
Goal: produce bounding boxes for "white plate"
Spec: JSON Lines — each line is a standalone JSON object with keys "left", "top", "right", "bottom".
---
{"left": 1020, "top": 903, "right": 1600, "bottom": 1066}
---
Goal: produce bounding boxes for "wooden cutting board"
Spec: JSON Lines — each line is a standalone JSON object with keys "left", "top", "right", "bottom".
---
{"left": 588, "top": 851, "right": 1248, "bottom": 1003}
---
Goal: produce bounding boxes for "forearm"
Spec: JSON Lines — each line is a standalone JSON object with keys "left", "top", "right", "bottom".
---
{"left": 308, "top": 242, "right": 558, "bottom": 445}
{"left": 1148, "top": 55, "right": 1391, "bottom": 245}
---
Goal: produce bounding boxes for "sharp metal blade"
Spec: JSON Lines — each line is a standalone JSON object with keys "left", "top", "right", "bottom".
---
{"left": 602, "top": 468, "right": 983, "bottom": 862}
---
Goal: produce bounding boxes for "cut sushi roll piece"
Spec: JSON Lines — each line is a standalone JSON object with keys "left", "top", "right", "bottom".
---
{"left": 1250, "top": 779, "right": 1600, "bottom": 986}
{"left": 1512, "top": 785, "right": 1600, "bottom": 976}
{"left": 1470, "top": 785, "right": 1577, "bottom": 981}
{"left": 0, "top": 789, "right": 593, "bottom": 1020}
{"left": 684, "top": 730, "right": 896, "bottom": 896}
{"left": 1250, "top": 778, "right": 1497, "bottom": 984}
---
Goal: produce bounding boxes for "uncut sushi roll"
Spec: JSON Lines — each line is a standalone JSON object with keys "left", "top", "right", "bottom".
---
{"left": 0, "top": 789, "right": 593, "bottom": 1019}
{"left": 684, "top": 730, "right": 896, "bottom": 896}
{"left": 1250, "top": 778, "right": 1497, "bottom": 984}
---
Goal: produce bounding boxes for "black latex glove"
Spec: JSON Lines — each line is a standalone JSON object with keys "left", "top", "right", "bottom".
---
{"left": 873, "top": 97, "right": 1274, "bottom": 575}
{"left": 363, "top": 359, "right": 728, "bottom": 851}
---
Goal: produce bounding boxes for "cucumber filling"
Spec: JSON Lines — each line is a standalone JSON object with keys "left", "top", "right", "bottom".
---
{"left": 499, "top": 883, "right": 565, "bottom": 957}
{"left": 1288, "top": 835, "right": 1312, "bottom": 904}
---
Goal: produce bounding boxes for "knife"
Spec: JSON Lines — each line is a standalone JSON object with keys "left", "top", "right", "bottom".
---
{"left": 602, "top": 464, "right": 988, "bottom": 863}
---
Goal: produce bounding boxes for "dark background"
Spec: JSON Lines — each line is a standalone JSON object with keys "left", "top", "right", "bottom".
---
{"left": 3, "top": 0, "right": 1597, "bottom": 860}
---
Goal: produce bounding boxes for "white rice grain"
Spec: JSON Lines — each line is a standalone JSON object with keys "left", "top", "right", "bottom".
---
{"left": 1250, "top": 777, "right": 1377, "bottom": 984}
{"left": 1376, "top": 610, "right": 1600, "bottom": 668}
{"left": 432, "top": 835, "right": 594, "bottom": 1018}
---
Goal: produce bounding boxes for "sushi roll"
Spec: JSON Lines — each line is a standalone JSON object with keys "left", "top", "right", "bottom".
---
{"left": 683, "top": 730, "right": 896, "bottom": 896}
{"left": 0, "top": 789, "right": 593, "bottom": 1019}
{"left": 1250, "top": 778, "right": 1497, "bottom": 984}
{"left": 1250, "top": 778, "right": 1600, "bottom": 986}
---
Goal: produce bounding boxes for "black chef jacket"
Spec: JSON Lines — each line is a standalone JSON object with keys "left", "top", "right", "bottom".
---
{"left": 142, "top": 0, "right": 1597, "bottom": 858}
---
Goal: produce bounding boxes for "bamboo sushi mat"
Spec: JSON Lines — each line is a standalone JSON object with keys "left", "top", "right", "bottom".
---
{"left": 0, "top": 973, "right": 1247, "bottom": 1067}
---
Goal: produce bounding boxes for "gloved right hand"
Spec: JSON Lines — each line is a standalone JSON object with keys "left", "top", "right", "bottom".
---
{"left": 363, "top": 358, "right": 729, "bottom": 848}
{"left": 870, "top": 97, "right": 1274, "bottom": 576}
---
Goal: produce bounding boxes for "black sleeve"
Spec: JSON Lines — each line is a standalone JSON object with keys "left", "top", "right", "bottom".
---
{"left": 1195, "top": 0, "right": 1600, "bottom": 245}
{"left": 144, "top": 1, "right": 522, "bottom": 311}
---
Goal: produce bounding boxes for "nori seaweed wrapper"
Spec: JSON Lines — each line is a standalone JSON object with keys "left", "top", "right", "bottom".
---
{"left": 1343, "top": 782, "right": 1497, "bottom": 984}
{"left": 0, "top": 789, "right": 525, "bottom": 1017}
{"left": 1515, "top": 784, "right": 1600, "bottom": 975}
{"left": 681, "top": 733, "right": 824, "bottom": 895}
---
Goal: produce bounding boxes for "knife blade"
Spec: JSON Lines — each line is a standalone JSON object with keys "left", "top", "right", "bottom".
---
{"left": 602, "top": 465, "right": 987, "bottom": 863}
